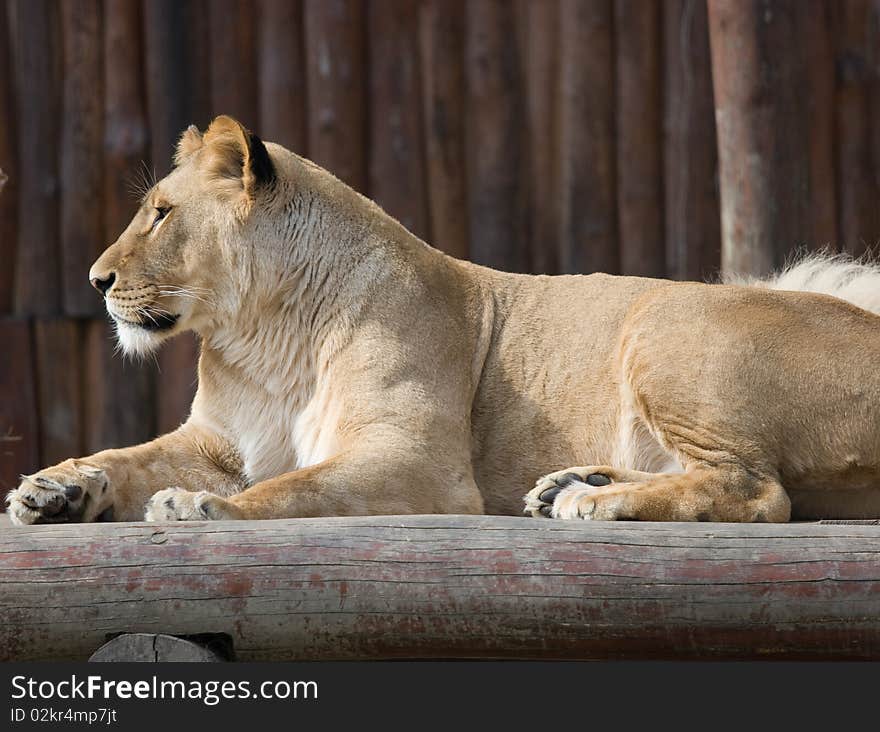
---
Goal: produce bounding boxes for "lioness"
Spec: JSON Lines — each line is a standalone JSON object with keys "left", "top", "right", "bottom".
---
{"left": 8, "top": 116, "right": 880, "bottom": 525}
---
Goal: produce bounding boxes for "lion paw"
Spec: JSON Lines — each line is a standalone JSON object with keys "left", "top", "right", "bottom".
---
{"left": 524, "top": 467, "right": 620, "bottom": 520}
{"left": 7, "top": 460, "right": 110, "bottom": 525}
{"left": 145, "top": 487, "right": 239, "bottom": 521}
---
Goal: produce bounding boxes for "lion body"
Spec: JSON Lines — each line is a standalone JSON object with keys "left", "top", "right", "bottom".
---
{"left": 8, "top": 116, "right": 880, "bottom": 525}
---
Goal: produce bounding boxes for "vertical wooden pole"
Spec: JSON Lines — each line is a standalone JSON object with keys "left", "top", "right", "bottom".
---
{"left": 143, "top": 0, "right": 210, "bottom": 174}
{"left": 615, "top": 0, "right": 663, "bottom": 277}
{"left": 557, "top": 0, "right": 617, "bottom": 275}
{"left": 872, "top": 0, "right": 880, "bottom": 229}
{"left": 663, "top": 0, "right": 721, "bottom": 281}
{"left": 83, "top": 320, "right": 156, "bottom": 454}
{"left": 33, "top": 320, "right": 84, "bottom": 466}
{"left": 0, "top": 319, "right": 39, "bottom": 498}
{"left": 800, "top": 0, "right": 837, "bottom": 250}
{"left": 257, "top": 0, "right": 307, "bottom": 153}
{"left": 104, "top": 0, "right": 149, "bottom": 241}
{"left": 418, "top": 0, "right": 469, "bottom": 259}
{"left": 208, "top": 0, "right": 258, "bottom": 126}
{"left": 304, "top": 0, "right": 367, "bottom": 192}
{"left": 368, "top": 0, "right": 428, "bottom": 240}
{"left": 0, "top": 0, "right": 18, "bottom": 313}
{"left": 143, "top": 0, "right": 207, "bottom": 435}
{"left": 60, "top": 0, "right": 104, "bottom": 317}
{"left": 832, "top": 0, "right": 879, "bottom": 255}
{"left": 12, "top": 0, "right": 61, "bottom": 315}
{"left": 517, "top": 0, "right": 559, "bottom": 275}
{"left": 465, "top": 0, "right": 528, "bottom": 272}
{"left": 708, "top": 0, "right": 813, "bottom": 276}
{"left": 102, "top": 0, "right": 156, "bottom": 448}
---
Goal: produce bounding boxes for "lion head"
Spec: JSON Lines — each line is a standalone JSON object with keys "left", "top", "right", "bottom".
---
{"left": 89, "top": 115, "right": 277, "bottom": 357}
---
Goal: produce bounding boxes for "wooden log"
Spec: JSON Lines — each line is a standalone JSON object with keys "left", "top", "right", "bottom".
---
{"left": 83, "top": 319, "right": 155, "bottom": 455}
{"left": 832, "top": 0, "right": 879, "bottom": 255}
{"left": 304, "top": 0, "right": 367, "bottom": 192}
{"left": 707, "top": 0, "right": 814, "bottom": 276}
{"left": 517, "top": 0, "right": 559, "bottom": 275}
{"left": 0, "top": 0, "right": 18, "bottom": 314}
{"left": 662, "top": 0, "right": 721, "bottom": 281}
{"left": 257, "top": 0, "right": 307, "bottom": 153}
{"left": 368, "top": 0, "right": 429, "bottom": 240}
{"left": 2, "top": 516, "right": 880, "bottom": 661}
{"left": 557, "top": 0, "right": 617, "bottom": 275}
{"left": 465, "top": 0, "right": 528, "bottom": 272}
{"left": 615, "top": 0, "right": 663, "bottom": 278}
{"left": 11, "top": 0, "right": 61, "bottom": 315}
{"left": 418, "top": 0, "right": 469, "bottom": 260}
{"left": 90, "top": 633, "right": 228, "bottom": 662}
{"left": 208, "top": 0, "right": 258, "bottom": 126}
{"left": 33, "top": 319, "right": 84, "bottom": 467}
{"left": 0, "top": 318, "right": 39, "bottom": 503}
{"left": 60, "top": 0, "right": 104, "bottom": 317}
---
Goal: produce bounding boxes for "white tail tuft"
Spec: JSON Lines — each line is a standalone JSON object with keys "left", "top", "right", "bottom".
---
{"left": 724, "top": 252, "right": 880, "bottom": 317}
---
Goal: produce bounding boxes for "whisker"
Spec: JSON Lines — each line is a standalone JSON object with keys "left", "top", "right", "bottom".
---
{"left": 155, "top": 284, "right": 215, "bottom": 306}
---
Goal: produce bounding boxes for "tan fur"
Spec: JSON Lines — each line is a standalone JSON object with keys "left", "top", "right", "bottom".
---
{"left": 8, "top": 116, "right": 880, "bottom": 525}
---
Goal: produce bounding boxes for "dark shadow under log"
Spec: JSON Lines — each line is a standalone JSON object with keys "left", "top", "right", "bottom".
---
{"left": 1, "top": 516, "right": 879, "bottom": 661}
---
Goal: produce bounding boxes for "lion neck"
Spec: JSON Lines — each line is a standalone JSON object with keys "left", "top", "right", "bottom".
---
{"left": 196, "top": 184, "right": 379, "bottom": 401}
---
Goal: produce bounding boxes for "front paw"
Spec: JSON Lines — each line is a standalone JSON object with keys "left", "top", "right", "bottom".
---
{"left": 7, "top": 460, "right": 110, "bottom": 525}
{"left": 145, "top": 487, "right": 240, "bottom": 521}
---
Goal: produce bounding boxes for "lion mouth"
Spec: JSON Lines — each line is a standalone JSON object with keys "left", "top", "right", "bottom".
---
{"left": 113, "top": 311, "right": 180, "bottom": 332}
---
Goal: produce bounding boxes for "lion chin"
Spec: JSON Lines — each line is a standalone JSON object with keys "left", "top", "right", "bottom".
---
{"left": 111, "top": 315, "right": 178, "bottom": 358}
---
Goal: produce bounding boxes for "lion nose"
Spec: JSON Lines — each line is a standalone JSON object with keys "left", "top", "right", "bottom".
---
{"left": 90, "top": 272, "right": 116, "bottom": 295}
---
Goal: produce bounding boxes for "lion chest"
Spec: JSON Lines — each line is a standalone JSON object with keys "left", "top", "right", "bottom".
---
{"left": 225, "top": 383, "right": 341, "bottom": 485}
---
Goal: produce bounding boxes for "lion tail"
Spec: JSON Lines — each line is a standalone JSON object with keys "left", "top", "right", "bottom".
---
{"left": 724, "top": 252, "right": 880, "bottom": 317}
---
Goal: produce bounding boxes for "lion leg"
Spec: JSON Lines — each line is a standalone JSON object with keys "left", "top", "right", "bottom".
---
{"left": 7, "top": 423, "right": 244, "bottom": 524}
{"left": 146, "top": 449, "right": 484, "bottom": 521}
{"left": 524, "top": 464, "right": 790, "bottom": 522}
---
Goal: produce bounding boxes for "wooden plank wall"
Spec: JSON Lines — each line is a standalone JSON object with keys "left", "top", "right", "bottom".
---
{"left": 1, "top": 0, "right": 879, "bottom": 500}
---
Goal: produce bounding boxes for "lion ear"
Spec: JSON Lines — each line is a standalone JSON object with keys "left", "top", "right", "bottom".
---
{"left": 202, "top": 115, "right": 275, "bottom": 198}
{"left": 174, "top": 124, "right": 203, "bottom": 165}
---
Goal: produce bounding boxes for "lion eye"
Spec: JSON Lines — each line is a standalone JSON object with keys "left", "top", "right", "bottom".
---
{"left": 152, "top": 206, "right": 171, "bottom": 230}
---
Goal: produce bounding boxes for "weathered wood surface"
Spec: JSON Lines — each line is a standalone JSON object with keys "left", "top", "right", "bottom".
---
{"left": 368, "top": 0, "right": 428, "bottom": 240}
{"left": 304, "top": 0, "right": 367, "bottom": 193}
{"left": 517, "top": 0, "right": 559, "bottom": 275}
{"left": 662, "top": 0, "right": 721, "bottom": 281}
{"left": 12, "top": 0, "right": 61, "bottom": 316}
{"left": 209, "top": 0, "right": 258, "bottom": 127}
{"left": 615, "top": 0, "right": 664, "bottom": 278}
{"left": 90, "top": 633, "right": 228, "bottom": 662}
{"left": 418, "top": 0, "right": 469, "bottom": 261}
{"left": 33, "top": 319, "right": 84, "bottom": 465}
{"left": 557, "top": 0, "right": 617, "bottom": 275}
{"left": 60, "top": 0, "right": 104, "bottom": 317}
{"left": 0, "top": 319, "right": 39, "bottom": 498}
{"left": 1, "top": 516, "right": 879, "bottom": 661}
{"left": 465, "top": 0, "right": 528, "bottom": 272}
{"left": 257, "top": 0, "right": 307, "bottom": 154}
{"left": 708, "top": 0, "right": 819, "bottom": 276}
{"left": 0, "top": 0, "right": 19, "bottom": 314}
